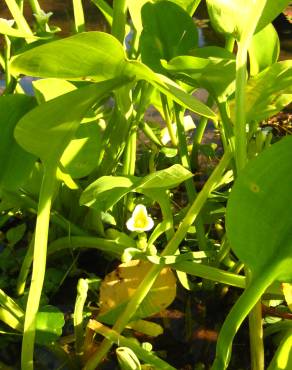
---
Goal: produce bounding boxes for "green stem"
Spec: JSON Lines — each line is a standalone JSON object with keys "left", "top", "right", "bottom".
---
{"left": 84, "top": 149, "right": 232, "bottom": 370}
{"left": 88, "top": 320, "right": 176, "bottom": 370}
{"left": 16, "top": 235, "right": 35, "bottom": 296}
{"left": 74, "top": 279, "right": 88, "bottom": 361}
{"left": 21, "top": 164, "right": 57, "bottom": 370}
{"left": 161, "top": 94, "right": 178, "bottom": 146}
{"left": 249, "top": 300, "right": 264, "bottom": 370}
{"left": 5, "top": 0, "right": 33, "bottom": 35}
{"left": 47, "top": 235, "right": 130, "bottom": 257}
{"left": 174, "top": 105, "right": 207, "bottom": 251}
{"left": 27, "top": 0, "right": 41, "bottom": 14}
{"left": 91, "top": 0, "right": 113, "bottom": 26}
{"left": 234, "top": 40, "right": 248, "bottom": 172}
{"left": 211, "top": 262, "right": 282, "bottom": 370}
{"left": 111, "top": 0, "right": 127, "bottom": 43}
{"left": 191, "top": 101, "right": 213, "bottom": 170}
{"left": 4, "top": 35, "right": 11, "bottom": 87}
{"left": 72, "top": 0, "right": 85, "bottom": 33}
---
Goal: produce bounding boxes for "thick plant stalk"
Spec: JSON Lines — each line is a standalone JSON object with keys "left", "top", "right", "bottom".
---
{"left": 5, "top": 0, "right": 33, "bottom": 36}
{"left": 112, "top": 0, "right": 127, "bottom": 43}
{"left": 21, "top": 165, "right": 57, "bottom": 370}
{"left": 72, "top": 0, "right": 85, "bottom": 33}
{"left": 84, "top": 149, "right": 232, "bottom": 370}
{"left": 74, "top": 279, "right": 88, "bottom": 362}
{"left": 233, "top": 2, "right": 268, "bottom": 369}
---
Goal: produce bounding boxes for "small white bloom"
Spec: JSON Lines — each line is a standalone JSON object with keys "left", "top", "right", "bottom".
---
{"left": 126, "top": 204, "right": 154, "bottom": 233}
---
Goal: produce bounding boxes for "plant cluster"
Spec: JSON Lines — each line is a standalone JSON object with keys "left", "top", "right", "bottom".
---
{"left": 0, "top": 1, "right": 291, "bottom": 369}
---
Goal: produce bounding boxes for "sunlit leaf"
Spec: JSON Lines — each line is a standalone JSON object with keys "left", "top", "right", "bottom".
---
{"left": 248, "top": 23, "right": 280, "bottom": 76}
{"left": 140, "top": 1, "right": 198, "bottom": 73}
{"left": 14, "top": 77, "right": 130, "bottom": 164}
{"left": 226, "top": 136, "right": 292, "bottom": 281}
{"left": 0, "top": 95, "right": 36, "bottom": 190}
{"left": 80, "top": 164, "right": 193, "bottom": 211}
{"left": 11, "top": 32, "right": 127, "bottom": 82}
{"left": 230, "top": 61, "right": 292, "bottom": 124}
{"left": 98, "top": 260, "right": 176, "bottom": 324}
{"left": 35, "top": 305, "right": 65, "bottom": 345}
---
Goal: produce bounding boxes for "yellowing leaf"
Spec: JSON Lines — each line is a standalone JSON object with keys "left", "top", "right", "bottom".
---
{"left": 282, "top": 283, "right": 292, "bottom": 312}
{"left": 98, "top": 260, "right": 176, "bottom": 324}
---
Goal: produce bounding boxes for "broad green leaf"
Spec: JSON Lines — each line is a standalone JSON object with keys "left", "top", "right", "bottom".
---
{"left": 80, "top": 176, "right": 138, "bottom": 210}
{"left": 128, "top": 0, "right": 200, "bottom": 38}
{"left": 80, "top": 164, "right": 193, "bottom": 211}
{"left": 0, "top": 95, "right": 36, "bottom": 190}
{"left": 35, "top": 305, "right": 65, "bottom": 345}
{"left": 230, "top": 61, "right": 292, "bottom": 124}
{"left": 213, "top": 137, "right": 292, "bottom": 370}
{"left": 98, "top": 260, "right": 176, "bottom": 324}
{"left": 163, "top": 53, "right": 235, "bottom": 100}
{"left": 14, "top": 77, "right": 130, "bottom": 164}
{"left": 140, "top": 1, "right": 198, "bottom": 73}
{"left": 206, "top": 0, "right": 290, "bottom": 41}
{"left": 32, "top": 78, "right": 102, "bottom": 178}
{"left": 11, "top": 32, "right": 127, "bottom": 82}
{"left": 226, "top": 136, "right": 292, "bottom": 280}
{"left": 60, "top": 121, "right": 102, "bottom": 179}
{"left": 136, "top": 164, "right": 193, "bottom": 190}
{"left": 11, "top": 30, "right": 216, "bottom": 120}
{"left": 248, "top": 23, "right": 280, "bottom": 76}
{"left": 257, "top": 0, "right": 292, "bottom": 33}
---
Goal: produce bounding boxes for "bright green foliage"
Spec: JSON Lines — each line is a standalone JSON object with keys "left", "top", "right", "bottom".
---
{"left": 163, "top": 50, "right": 236, "bottom": 100}
{"left": 249, "top": 23, "right": 280, "bottom": 76}
{"left": 227, "top": 136, "right": 292, "bottom": 280}
{"left": 230, "top": 60, "right": 292, "bottom": 124}
{"left": 80, "top": 164, "right": 193, "bottom": 211}
{"left": 14, "top": 78, "right": 129, "bottom": 164}
{"left": 35, "top": 305, "right": 65, "bottom": 345}
{"left": 207, "top": 0, "right": 291, "bottom": 40}
{"left": 140, "top": 1, "right": 198, "bottom": 72}
{"left": 0, "top": 95, "right": 36, "bottom": 190}
{"left": 11, "top": 32, "right": 127, "bottom": 81}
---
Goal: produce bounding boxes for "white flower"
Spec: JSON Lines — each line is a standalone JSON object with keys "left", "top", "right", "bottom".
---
{"left": 126, "top": 204, "right": 154, "bottom": 233}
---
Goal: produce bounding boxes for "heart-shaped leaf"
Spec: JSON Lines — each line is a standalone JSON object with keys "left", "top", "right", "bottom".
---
{"left": 140, "top": 1, "right": 198, "bottom": 73}
{"left": 98, "top": 260, "right": 176, "bottom": 324}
